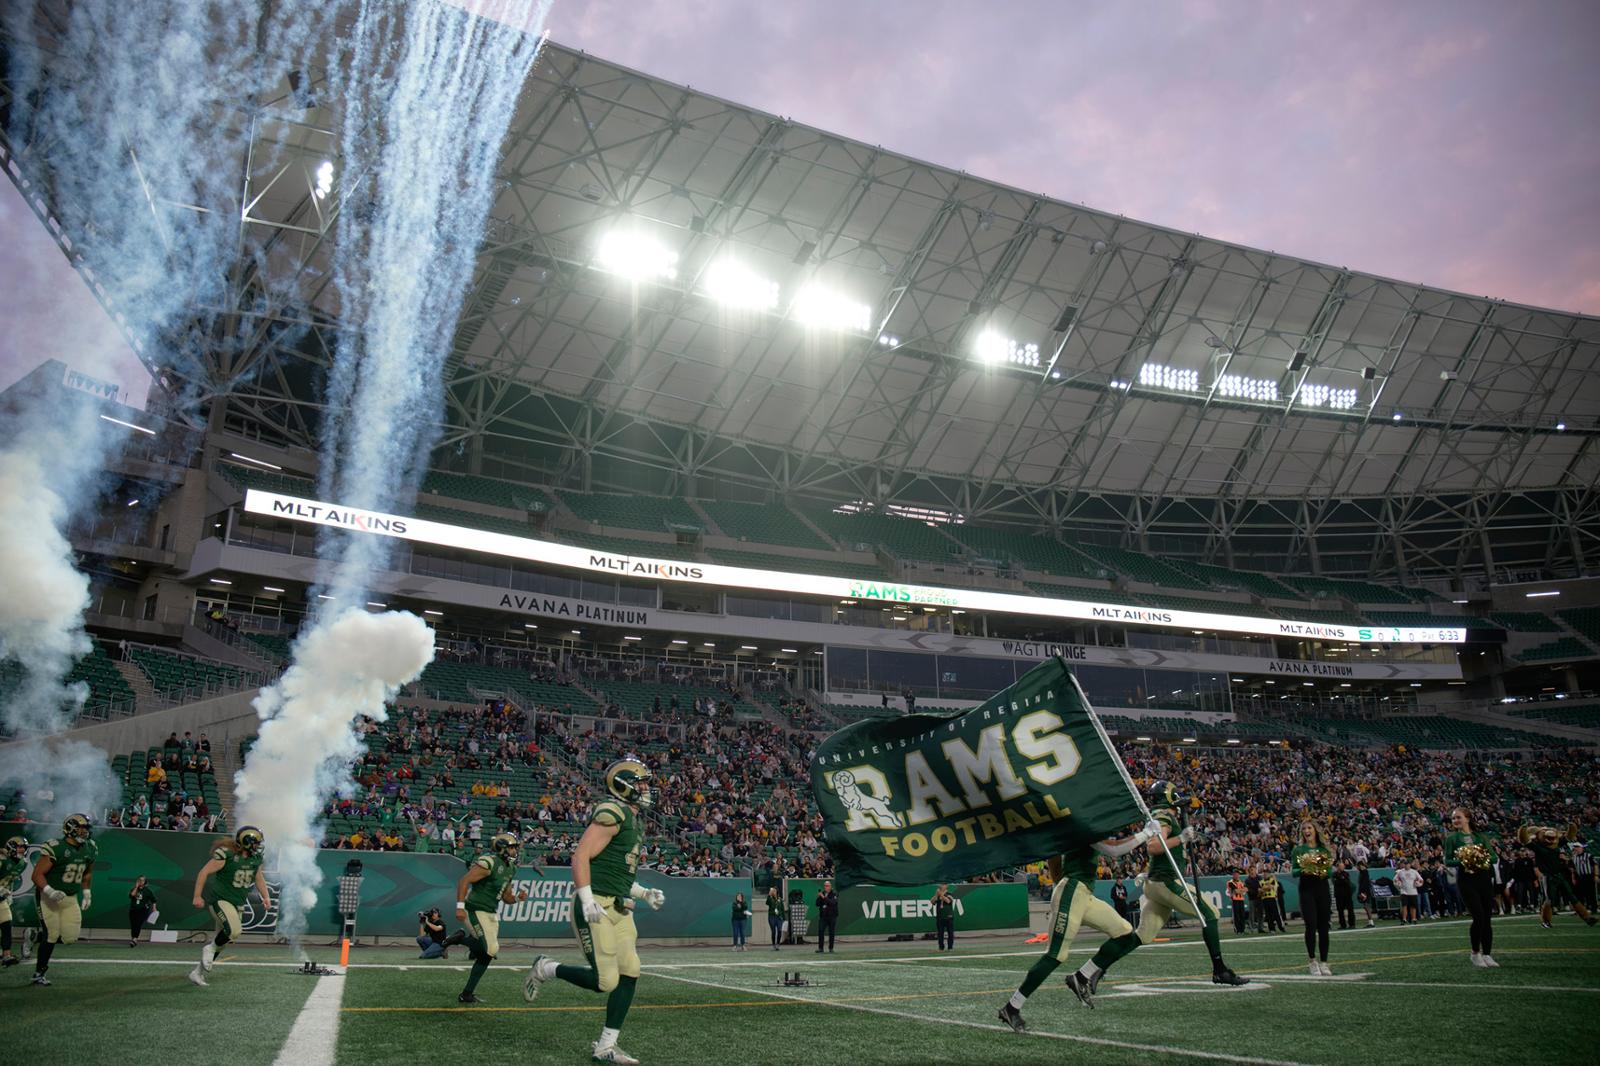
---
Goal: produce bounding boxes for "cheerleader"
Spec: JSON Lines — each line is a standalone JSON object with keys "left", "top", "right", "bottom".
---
{"left": 1291, "top": 821, "right": 1334, "bottom": 975}
{"left": 1443, "top": 807, "right": 1498, "bottom": 967}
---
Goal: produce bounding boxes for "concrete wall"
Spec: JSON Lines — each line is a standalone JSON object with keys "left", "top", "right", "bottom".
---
{"left": 2, "top": 689, "right": 265, "bottom": 760}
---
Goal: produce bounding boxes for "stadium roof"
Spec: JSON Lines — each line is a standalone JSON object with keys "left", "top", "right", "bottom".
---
{"left": 5, "top": 29, "right": 1599, "bottom": 578}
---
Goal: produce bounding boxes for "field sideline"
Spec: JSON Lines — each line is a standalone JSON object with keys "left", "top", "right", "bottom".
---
{"left": 2, "top": 913, "right": 1595, "bottom": 1065}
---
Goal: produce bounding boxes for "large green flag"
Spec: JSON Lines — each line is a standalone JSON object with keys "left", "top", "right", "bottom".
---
{"left": 810, "top": 657, "right": 1144, "bottom": 888}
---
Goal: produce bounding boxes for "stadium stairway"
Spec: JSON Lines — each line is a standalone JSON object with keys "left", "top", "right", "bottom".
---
{"left": 112, "top": 659, "right": 157, "bottom": 711}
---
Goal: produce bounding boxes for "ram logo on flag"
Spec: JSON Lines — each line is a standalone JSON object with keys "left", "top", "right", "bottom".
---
{"left": 810, "top": 657, "right": 1145, "bottom": 888}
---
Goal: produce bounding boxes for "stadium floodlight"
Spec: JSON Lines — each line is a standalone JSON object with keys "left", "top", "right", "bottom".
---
{"left": 1526, "top": 590, "right": 1560, "bottom": 598}
{"left": 1556, "top": 421, "right": 1567, "bottom": 431}
{"left": 792, "top": 284, "right": 871, "bottom": 331}
{"left": 209, "top": 578, "right": 232, "bottom": 585}
{"left": 366, "top": 601, "right": 386, "bottom": 609}
{"left": 525, "top": 623, "right": 539, "bottom": 629}
{"left": 1298, "top": 383, "right": 1359, "bottom": 410}
{"left": 671, "top": 639, "right": 688, "bottom": 645}
{"left": 740, "top": 645, "right": 758, "bottom": 651}
{"left": 1216, "top": 373, "right": 1279, "bottom": 402}
{"left": 423, "top": 609, "right": 443, "bottom": 616}
{"left": 973, "top": 329, "right": 1041, "bottom": 368}
{"left": 263, "top": 585, "right": 286, "bottom": 593}
{"left": 622, "top": 635, "right": 642, "bottom": 641}
{"left": 1137, "top": 363, "right": 1200, "bottom": 392}
{"left": 877, "top": 333, "right": 900, "bottom": 347}
{"left": 1392, "top": 412, "right": 1404, "bottom": 421}
{"left": 781, "top": 647, "right": 799, "bottom": 653}
{"left": 313, "top": 160, "right": 334, "bottom": 201}
{"left": 703, "top": 259, "right": 778, "bottom": 310}
{"left": 1108, "top": 379, "right": 1130, "bottom": 390}
{"left": 595, "top": 228, "right": 679, "bottom": 282}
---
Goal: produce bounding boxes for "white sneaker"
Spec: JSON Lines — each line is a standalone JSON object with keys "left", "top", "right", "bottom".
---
{"left": 523, "top": 955, "right": 554, "bottom": 1003}
{"left": 1470, "top": 953, "right": 1486, "bottom": 967}
{"left": 201, "top": 944, "right": 216, "bottom": 972}
{"left": 1482, "top": 955, "right": 1499, "bottom": 968}
{"left": 592, "top": 1043, "right": 640, "bottom": 1065}
{"left": 188, "top": 966, "right": 208, "bottom": 987}
{"left": 1318, "top": 961, "right": 1332, "bottom": 976}
{"left": 1308, "top": 961, "right": 1321, "bottom": 976}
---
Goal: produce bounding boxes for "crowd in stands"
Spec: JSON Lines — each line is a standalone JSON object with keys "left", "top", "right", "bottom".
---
{"left": 109, "top": 730, "right": 223, "bottom": 831}
{"left": 1103, "top": 744, "right": 1600, "bottom": 890}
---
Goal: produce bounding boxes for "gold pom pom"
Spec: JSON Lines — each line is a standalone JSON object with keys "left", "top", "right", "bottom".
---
{"left": 1456, "top": 843, "right": 1491, "bottom": 874}
{"left": 1297, "top": 849, "right": 1332, "bottom": 877}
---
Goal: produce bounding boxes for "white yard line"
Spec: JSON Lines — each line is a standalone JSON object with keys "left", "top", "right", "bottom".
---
{"left": 271, "top": 973, "right": 346, "bottom": 1066}
{"left": 651, "top": 969, "right": 1311, "bottom": 1066}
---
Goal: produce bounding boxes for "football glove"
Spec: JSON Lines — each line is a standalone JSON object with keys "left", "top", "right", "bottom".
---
{"left": 576, "top": 884, "right": 607, "bottom": 924}
{"left": 43, "top": 886, "right": 66, "bottom": 904}
{"left": 1133, "top": 872, "right": 1147, "bottom": 888}
{"left": 630, "top": 885, "right": 666, "bottom": 911}
{"left": 1179, "top": 825, "right": 1199, "bottom": 843}
{"left": 1138, "top": 819, "right": 1162, "bottom": 842}
{"left": 80, "top": 889, "right": 91, "bottom": 910}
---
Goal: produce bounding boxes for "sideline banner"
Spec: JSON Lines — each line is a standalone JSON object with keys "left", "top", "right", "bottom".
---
{"left": 809, "top": 658, "right": 1145, "bottom": 888}
{"left": 1087, "top": 869, "right": 1401, "bottom": 917}
{"left": 789, "top": 877, "right": 1027, "bottom": 935}
{"left": 2, "top": 824, "right": 747, "bottom": 938}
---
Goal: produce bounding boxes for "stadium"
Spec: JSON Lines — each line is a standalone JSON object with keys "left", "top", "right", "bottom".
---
{"left": 0, "top": 3, "right": 1597, "bottom": 1065}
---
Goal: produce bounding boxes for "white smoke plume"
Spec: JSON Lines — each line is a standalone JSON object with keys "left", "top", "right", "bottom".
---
{"left": 0, "top": 1, "right": 322, "bottom": 819}
{"left": 236, "top": 0, "right": 547, "bottom": 940}
{"left": 234, "top": 609, "right": 434, "bottom": 940}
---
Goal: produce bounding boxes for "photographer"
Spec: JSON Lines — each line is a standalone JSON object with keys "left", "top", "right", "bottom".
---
{"left": 814, "top": 880, "right": 839, "bottom": 954}
{"left": 416, "top": 907, "right": 448, "bottom": 960}
{"left": 129, "top": 875, "right": 157, "bottom": 947}
{"left": 933, "top": 884, "right": 955, "bottom": 951}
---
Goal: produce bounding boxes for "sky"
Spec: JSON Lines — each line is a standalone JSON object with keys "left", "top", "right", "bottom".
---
{"left": 3, "top": 0, "right": 1597, "bottom": 395}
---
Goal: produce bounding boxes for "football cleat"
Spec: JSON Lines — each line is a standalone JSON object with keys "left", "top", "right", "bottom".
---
{"left": 444, "top": 929, "right": 467, "bottom": 948}
{"left": 1212, "top": 967, "right": 1249, "bottom": 986}
{"left": 457, "top": 992, "right": 483, "bottom": 1004}
{"left": 1308, "top": 961, "right": 1321, "bottom": 976}
{"left": 31, "top": 973, "right": 51, "bottom": 986}
{"left": 187, "top": 967, "right": 208, "bottom": 987}
{"left": 1481, "top": 955, "right": 1499, "bottom": 968}
{"left": 1064, "top": 972, "right": 1095, "bottom": 1008}
{"left": 592, "top": 1043, "right": 640, "bottom": 1065}
{"left": 234, "top": 825, "right": 264, "bottom": 856}
{"left": 523, "top": 955, "right": 554, "bottom": 1002}
{"left": 996, "top": 1003, "right": 1027, "bottom": 1033}
{"left": 1, "top": 956, "right": 18, "bottom": 968}
{"left": 1087, "top": 968, "right": 1105, "bottom": 996}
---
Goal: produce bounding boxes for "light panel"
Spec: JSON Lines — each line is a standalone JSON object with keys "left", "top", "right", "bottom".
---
{"left": 703, "top": 259, "right": 778, "bottom": 310}
{"left": 1299, "top": 383, "right": 1359, "bottom": 410}
{"left": 973, "top": 330, "right": 1041, "bottom": 368}
{"left": 1138, "top": 363, "right": 1200, "bottom": 391}
{"left": 1217, "top": 373, "right": 1279, "bottom": 401}
{"left": 792, "top": 285, "right": 871, "bottom": 331}
{"left": 595, "top": 229, "right": 679, "bottom": 282}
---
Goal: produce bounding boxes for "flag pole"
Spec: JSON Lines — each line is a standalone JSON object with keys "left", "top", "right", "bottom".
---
{"left": 1066, "top": 667, "right": 1209, "bottom": 930}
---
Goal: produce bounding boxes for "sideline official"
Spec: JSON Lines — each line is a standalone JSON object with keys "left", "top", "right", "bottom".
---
{"left": 933, "top": 884, "right": 955, "bottom": 951}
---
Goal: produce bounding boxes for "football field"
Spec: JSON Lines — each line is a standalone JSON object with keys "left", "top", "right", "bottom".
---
{"left": 3, "top": 914, "right": 1595, "bottom": 1065}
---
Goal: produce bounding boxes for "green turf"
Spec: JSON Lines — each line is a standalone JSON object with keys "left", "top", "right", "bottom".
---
{"left": 4, "top": 915, "right": 1596, "bottom": 1064}
{"left": 0, "top": 942, "right": 317, "bottom": 1066}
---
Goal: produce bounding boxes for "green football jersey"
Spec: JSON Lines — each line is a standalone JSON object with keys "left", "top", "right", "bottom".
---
{"left": 38, "top": 838, "right": 98, "bottom": 897}
{"left": 1058, "top": 844, "right": 1098, "bottom": 884}
{"left": 1150, "top": 807, "right": 1188, "bottom": 879}
{"left": 209, "top": 846, "right": 264, "bottom": 907}
{"left": 588, "top": 799, "right": 642, "bottom": 899}
{"left": 0, "top": 855, "right": 26, "bottom": 894}
{"left": 464, "top": 852, "right": 515, "bottom": 913}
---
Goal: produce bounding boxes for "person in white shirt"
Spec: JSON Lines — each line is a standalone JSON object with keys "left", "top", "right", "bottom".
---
{"left": 1348, "top": 841, "right": 1370, "bottom": 866}
{"left": 1394, "top": 862, "right": 1423, "bottom": 925}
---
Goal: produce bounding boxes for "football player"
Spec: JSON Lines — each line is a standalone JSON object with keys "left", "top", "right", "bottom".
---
{"left": 189, "top": 825, "right": 269, "bottom": 987}
{"left": 1136, "top": 781, "right": 1248, "bottom": 986}
{"left": 1, "top": 835, "right": 28, "bottom": 967}
{"left": 998, "top": 821, "right": 1162, "bottom": 1032}
{"left": 30, "top": 814, "right": 97, "bottom": 986}
{"left": 523, "top": 758, "right": 666, "bottom": 1065}
{"left": 450, "top": 831, "right": 530, "bottom": 1004}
